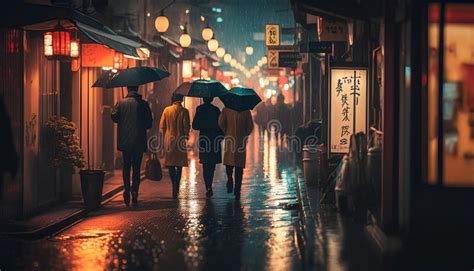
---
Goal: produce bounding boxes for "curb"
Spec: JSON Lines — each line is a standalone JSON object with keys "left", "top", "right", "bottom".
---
{"left": 0, "top": 174, "right": 145, "bottom": 240}
{"left": 294, "top": 171, "right": 316, "bottom": 269}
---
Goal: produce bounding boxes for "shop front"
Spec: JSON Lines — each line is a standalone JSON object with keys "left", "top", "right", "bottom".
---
{"left": 0, "top": 3, "right": 147, "bottom": 219}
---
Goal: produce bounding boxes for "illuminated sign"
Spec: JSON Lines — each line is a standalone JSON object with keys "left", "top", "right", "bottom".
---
{"left": 265, "top": 24, "right": 280, "bottom": 47}
{"left": 329, "top": 67, "right": 368, "bottom": 154}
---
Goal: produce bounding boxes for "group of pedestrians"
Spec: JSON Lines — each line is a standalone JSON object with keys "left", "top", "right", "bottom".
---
{"left": 111, "top": 86, "right": 253, "bottom": 206}
{"left": 254, "top": 93, "right": 293, "bottom": 142}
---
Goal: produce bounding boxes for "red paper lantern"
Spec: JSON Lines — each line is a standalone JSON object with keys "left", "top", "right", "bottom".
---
{"left": 44, "top": 25, "right": 71, "bottom": 60}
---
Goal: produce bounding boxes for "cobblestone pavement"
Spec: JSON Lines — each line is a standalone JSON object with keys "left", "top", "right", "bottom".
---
{"left": 0, "top": 132, "right": 307, "bottom": 271}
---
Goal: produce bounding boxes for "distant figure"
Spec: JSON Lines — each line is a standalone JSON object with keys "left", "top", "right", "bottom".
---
{"left": 0, "top": 96, "right": 18, "bottom": 198}
{"left": 192, "top": 97, "right": 223, "bottom": 197}
{"left": 112, "top": 86, "right": 153, "bottom": 207}
{"left": 265, "top": 99, "right": 275, "bottom": 136}
{"left": 219, "top": 108, "right": 254, "bottom": 200}
{"left": 275, "top": 94, "right": 291, "bottom": 142}
{"left": 160, "top": 93, "right": 190, "bottom": 199}
{"left": 254, "top": 99, "right": 269, "bottom": 136}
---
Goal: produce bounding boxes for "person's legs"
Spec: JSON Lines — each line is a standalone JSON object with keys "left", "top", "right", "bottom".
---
{"left": 234, "top": 167, "right": 244, "bottom": 200}
{"left": 131, "top": 152, "right": 143, "bottom": 205}
{"left": 168, "top": 166, "right": 181, "bottom": 199}
{"left": 203, "top": 163, "right": 216, "bottom": 197}
{"left": 225, "top": 165, "right": 234, "bottom": 193}
{"left": 122, "top": 151, "right": 132, "bottom": 206}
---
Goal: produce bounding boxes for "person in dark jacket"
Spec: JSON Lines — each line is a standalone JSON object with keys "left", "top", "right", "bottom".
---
{"left": 192, "top": 97, "right": 223, "bottom": 197}
{"left": 111, "top": 86, "right": 152, "bottom": 206}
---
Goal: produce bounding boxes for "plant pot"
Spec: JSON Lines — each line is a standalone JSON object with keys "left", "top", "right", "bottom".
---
{"left": 79, "top": 169, "right": 105, "bottom": 209}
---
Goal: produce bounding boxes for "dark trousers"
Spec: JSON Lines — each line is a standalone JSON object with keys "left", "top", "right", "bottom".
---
{"left": 123, "top": 151, "right": 143, "bottom": 193}
{"left": 226, "top": 165, "right": 243, "bottom": 193}
{"left": 202, "top": 163, "right": 216, "bottom": 189}
{"left": 168, "top": 166, "right": 183, "bottom": 184}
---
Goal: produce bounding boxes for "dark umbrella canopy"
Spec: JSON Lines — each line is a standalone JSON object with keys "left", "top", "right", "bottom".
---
{"left": 174, "top": 80, "right": 228, "bottom": 98}
{"left": 219, "top": 87, "right": 262, "bottom": 112}
{"left": 92, "top": 67, "right": 170, "bottom": 88}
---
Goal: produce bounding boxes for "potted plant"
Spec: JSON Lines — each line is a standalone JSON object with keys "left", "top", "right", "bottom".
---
{"left": 46, "top": 116, "right": 104, "bottom": 209}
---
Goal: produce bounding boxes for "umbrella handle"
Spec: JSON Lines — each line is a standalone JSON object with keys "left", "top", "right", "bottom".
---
{"left": 121, "top": 87, "right": 124, "bottom": 98}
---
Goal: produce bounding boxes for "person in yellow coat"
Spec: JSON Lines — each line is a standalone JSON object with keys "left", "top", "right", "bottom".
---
{"left": 218, "top": 107, "right": 254, "bottom": 199}
{"left": 160, "top": 93, "right": 190, "bottom": 199}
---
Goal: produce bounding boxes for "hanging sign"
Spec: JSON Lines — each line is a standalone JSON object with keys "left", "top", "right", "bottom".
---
{"left": 278, "top": 51, "right": 300, "bottom": 68}
{"left": 265, "top": 24, "right": 280, "bottom": 47}
{"left": 268, "top": 50, "right": 279, "bottom": 69}
{"left": 308, "top": 41, "right": 333, "bottom": 53}
{"left": 329, "top": 67, "right": 368, "bottom": 154}
{"left": 318, "top": 18, "right": 348, "bottom": 42}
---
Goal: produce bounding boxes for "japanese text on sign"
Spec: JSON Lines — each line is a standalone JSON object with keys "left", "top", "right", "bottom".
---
{"left": 265, "top": 24, "right": 280, "bottom": 46}
{"left": 329, "top": 67, "right": 367, "bottom": 154}
{"left": 267, "top": 50, "right": 279, "bottom": 69}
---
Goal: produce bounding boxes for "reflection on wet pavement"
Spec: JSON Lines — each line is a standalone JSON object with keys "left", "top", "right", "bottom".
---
{"left": 0, "top": 131, "right": 304, "bottom": 270}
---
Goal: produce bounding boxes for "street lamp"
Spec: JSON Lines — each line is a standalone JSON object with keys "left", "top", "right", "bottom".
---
{"left": 207, "top": 35, "right": 219, "bottom": 52}
{"left": 216, "top": 47, "right": 225, "bottom": 58}
{"left": 179, "top": 23, "right": 191, "bottom": 48}
{"left": 155, "top": 10, "right": 169, "bottom": 33}
{"left": 245, "top": 44, "right": 253, "bottom": 55}
{"left": 224, "top": 53, "right": 232, "bottom": 63}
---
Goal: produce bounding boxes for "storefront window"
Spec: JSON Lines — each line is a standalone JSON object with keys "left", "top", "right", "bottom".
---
{"left": 428, "top": 3, "right": 474, "bottom": 186}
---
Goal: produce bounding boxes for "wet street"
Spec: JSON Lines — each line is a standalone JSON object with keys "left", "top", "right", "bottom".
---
{"left": 0, "top": 132, "right": 305, "bottom": 271}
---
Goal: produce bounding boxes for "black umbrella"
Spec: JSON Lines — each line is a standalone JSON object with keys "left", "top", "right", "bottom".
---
{"left": 92, "top": 67, "right": 170, "bottom": 88}
{"left": 219, "top": 87, "right": 262, "bottom": 112}
{"left": 174, "top": 80, "right": 228, "bottom": 98}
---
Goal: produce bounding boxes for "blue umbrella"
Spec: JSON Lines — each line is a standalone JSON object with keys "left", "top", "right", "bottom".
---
{"left": 219, "top": 87, "right": 262, "bottom": 112}
{"left": 174, "top": 80, "right": 228, "bottom": 98}
{"left": 92, "top": 67, "right": 170, "bottom": 88}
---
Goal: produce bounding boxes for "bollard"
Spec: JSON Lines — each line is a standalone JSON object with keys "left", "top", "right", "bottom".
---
{"left": 302, "top": 145, "right": 318, "bottom": 186}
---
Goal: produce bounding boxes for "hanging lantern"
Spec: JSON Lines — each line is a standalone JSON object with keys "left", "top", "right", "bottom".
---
{"left": 230, "top": 59, "right": 237, "bottom": 67}
{"left": 224, "top": 53, "right": 232, "bottom": 63}
{"left": 216, "top": 47, "right": 225, "bottom": 58}
{"left": 207, "top": 36, "right": 219, "bottom": 52}
{"left": 202, "top": 24, "right": 213, "bottom": 41}
{"left": 155, "top": 10, "right": 169, "bottom": 33}
{"left": 43, "top": 24, "right": 71, "bottom": 60}
{"left": 179, "top": 23, "right": 191, "bottom": 48}
{"left": 261, "top": 55, "right": 268, "bottom": 64}
{"left": 245, "top": 44, "right": 253, "bottom": 55}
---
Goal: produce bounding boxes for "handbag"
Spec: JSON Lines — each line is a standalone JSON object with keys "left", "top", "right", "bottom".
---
{"left": 145, "top": 153, "right": 162, "bottom": 181}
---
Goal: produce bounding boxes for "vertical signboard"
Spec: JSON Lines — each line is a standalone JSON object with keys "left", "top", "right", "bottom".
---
{"left": 329, "top": 67, "right": 368, "bottom": 154}
{"left": 265, "top": 24, "right": 280, "bottom": 47}
{"left": 267, "top": 50, "right": 279, "bottom": 69}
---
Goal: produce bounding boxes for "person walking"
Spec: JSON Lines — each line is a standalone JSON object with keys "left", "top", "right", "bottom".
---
{"left": 192, "top": 97, "right": 223, "bottom": 197}
{"left": 160, "top": 93, "right": 190, "bottom": 199}
{"left": 111, "top": 86, "right": 153, "bottom": 207}
{"left": 254, "top": 100, "right": 268, "bottom": 137}
{"left": 275, "top": 94, "right": 291, "bottom": 144}
{"left": 218, "top": 107, "right": 254, "bottom": 200}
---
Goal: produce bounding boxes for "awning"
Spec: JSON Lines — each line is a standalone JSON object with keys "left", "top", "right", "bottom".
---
{"left": 76, "top": 22, "right": 142, "bottom": 58}
{"left": 1, "top": 4, "right": 143, "bottom": 58}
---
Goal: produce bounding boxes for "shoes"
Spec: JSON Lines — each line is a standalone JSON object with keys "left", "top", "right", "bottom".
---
{"left": 123, "top": 191, "right": 130, "bottom": 206}
{"left": 234, "top": 192, "right": 241, "bottom": 200}
{"left": 206, "top": 188, "right": 213, "bottom": 198}
{"left": 131, "top": 192, "right": 138, "bottom": 206}
{"left": 226, "top": 179, "right": 234, "bottom": 193}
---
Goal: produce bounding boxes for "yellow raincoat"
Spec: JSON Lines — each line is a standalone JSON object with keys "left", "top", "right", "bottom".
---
{"left": 160, "top": 102, "right": 190, "bottom": 167}
{"left": 218, "top": 108, "right": 254, "bottom": 168}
